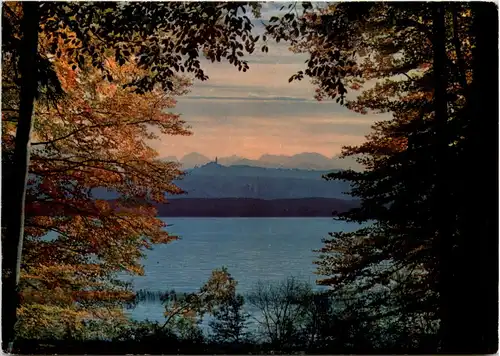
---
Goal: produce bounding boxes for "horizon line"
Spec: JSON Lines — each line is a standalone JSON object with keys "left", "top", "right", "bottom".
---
{"left": 161, "top": 151, "right": 344, "bottom": 161}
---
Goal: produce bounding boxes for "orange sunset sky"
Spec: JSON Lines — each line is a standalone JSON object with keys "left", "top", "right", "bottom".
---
{"left": 151, "top": 3, "right": 388, "bottom": 160}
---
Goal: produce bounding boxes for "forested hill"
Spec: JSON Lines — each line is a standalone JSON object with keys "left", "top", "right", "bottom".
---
{"left": 170, "top": 163, "right": 352, "bottom": 200}
{"left": 91, "top": 163, "right": 356, "bottom": 217}
{"left": 92, "top": 163, "right": 353, "bottom": 200}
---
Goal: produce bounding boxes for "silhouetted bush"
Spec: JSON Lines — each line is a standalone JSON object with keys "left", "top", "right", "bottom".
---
{"left": 209, "top": 293, "right": 251, "bottom": 343}
{"left": 13, "top": 277, "right": 440, "bottom": 354}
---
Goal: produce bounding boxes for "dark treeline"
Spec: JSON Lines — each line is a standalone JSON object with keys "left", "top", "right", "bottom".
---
{"left": 153, "top": 198, "right": 358, "bottom": 217}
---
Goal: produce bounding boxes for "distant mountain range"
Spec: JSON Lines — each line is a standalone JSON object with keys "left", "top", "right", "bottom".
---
{"left": 164, "top": 152, "right": 362, "bottom": 171}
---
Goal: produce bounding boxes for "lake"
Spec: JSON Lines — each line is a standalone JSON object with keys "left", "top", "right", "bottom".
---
{"left": 124, "top": 217, "right": 362, "bottom": 322}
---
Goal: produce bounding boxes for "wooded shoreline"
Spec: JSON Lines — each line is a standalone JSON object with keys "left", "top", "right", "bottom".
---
{"left": 153, "top": 198, "right": 359, "bottom": 217}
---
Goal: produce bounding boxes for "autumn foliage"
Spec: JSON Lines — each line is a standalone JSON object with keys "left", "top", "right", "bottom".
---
{"left": 2, "top": 27, "right": 192, "bottom": 336}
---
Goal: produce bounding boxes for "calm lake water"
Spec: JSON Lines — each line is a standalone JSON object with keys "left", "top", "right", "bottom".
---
{"left": 124, "top": 217, "right": 362, "bottom": 322}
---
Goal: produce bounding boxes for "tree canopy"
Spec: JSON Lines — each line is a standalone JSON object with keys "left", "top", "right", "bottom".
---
{"left": 2, "top": 1, "right": 263, "bottom": 349}
{"left": 3, "top": 34, "right": 193, "bottom": 339}
{"left": 265, "top": 2, "right": 497, "bottom": 353}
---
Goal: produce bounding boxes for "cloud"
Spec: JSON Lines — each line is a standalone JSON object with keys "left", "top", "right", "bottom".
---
{"left": 151, "top": 111, "right": 380, "bottom": 160}
{"left": 198, "top": 61, "right": 309, "bottom": 90}
{"left": 175, "top": 96, "right": 366, "bottom": 120}
{"left": 151, "top": 127, "right": 366, "bottom": 160}
{"left": 181, "top": 95, "right": 310, "bottom": 102}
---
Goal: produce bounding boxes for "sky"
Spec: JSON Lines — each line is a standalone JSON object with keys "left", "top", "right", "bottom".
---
{"left": 151, "top": 3, "right": 388, "bottom": 161}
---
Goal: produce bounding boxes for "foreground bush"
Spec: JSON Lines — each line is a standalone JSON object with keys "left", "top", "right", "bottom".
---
{"left": 13, "top": 276, "right": 439, "bottom": 354}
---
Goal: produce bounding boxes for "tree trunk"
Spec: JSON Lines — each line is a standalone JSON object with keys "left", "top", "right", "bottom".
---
{"left": 430, "top": 3, "right": 455, "bottom": 353}
{"left": 472, "top": 5, "right": 499, "bottom": 351}
{"left": 2, "top": 2, "right": 40, "bottom": 351}
{"left": 455, "top": 3, "right": 499, "bottom": 353}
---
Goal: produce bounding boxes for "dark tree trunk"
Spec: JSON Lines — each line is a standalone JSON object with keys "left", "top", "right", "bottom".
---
{"left": 430, "top": 3, "right": 455, "bottom": 353}
{"left": 471, "top": 5, "right": 500, "bottom": 350}
{"left": 451, "top": 3, "right": 467, "bottom": 91}
{"left": 2, "top": 2, "right": 40, "bottom": 352}
{"left": 454, "top": 3, "right": 499, "bottom": 353}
